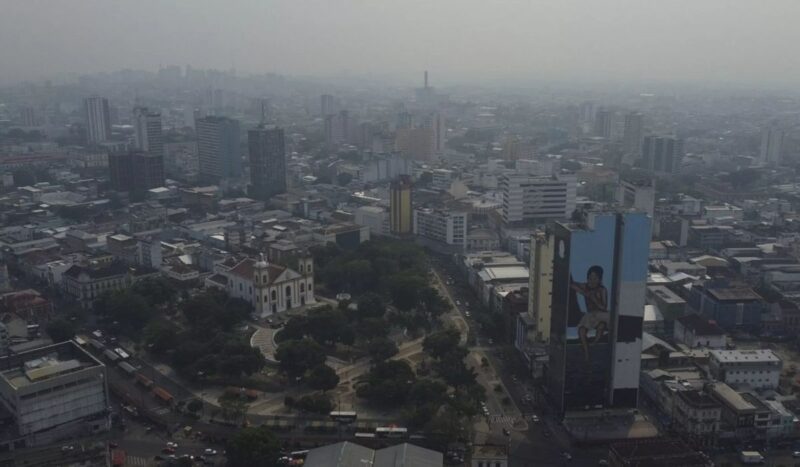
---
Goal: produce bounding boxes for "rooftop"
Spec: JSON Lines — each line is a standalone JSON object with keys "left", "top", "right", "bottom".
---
{"left": 676, "top": 313, "right": 725, "bottom": 336}
{"left": 706, "top": 287, "right": 762, "bottom": 302}
{"left": 0, "top": 341, "right": 103, "bottom": 390}
{"left": 709, "top": 349, "right": 780, "bottom": 364}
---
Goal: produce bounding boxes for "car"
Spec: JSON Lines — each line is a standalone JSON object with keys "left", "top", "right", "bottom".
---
{"left": 204, "top": 448, "right": 218, "bottom": 456}
{"left": 793, "top": 451, "right": 800, "bottom": 458}
{"left": 465, "top": 311, "right": 471, "bottom": 317}
{"left": 562, "top": 452, "right": 572, "bottom": 461}
{"left": 108, "top": 441, "right": 119, "bottom": 448}
{"left": 531, "top": 415, "right": 540, "bottom": 423}
{"left": 455, "top": 300, "right": 461, "bottom": 306}
{"left": 488, "top": 338, "right": 494, "bottom": 345}
{"left": 61, "top": 445, "right": 74, "bottom": 453}
{"left": 162, "top": 447, "right": 176, "bottom": 454}
{"left": 167, "top": 442, "right": 179, "bottom": 449}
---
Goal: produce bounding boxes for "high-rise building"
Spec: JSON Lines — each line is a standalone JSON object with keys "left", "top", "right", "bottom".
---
{"left": 320, "top": 94, "right": 337, "bottom": 117}
{"left": 413, "top": 207, "right": 467, "bottom": 249}
{"left": 547, "top": 212, "right": 651, "bottom": 415}
{"left": 622, "top": 112, "right": 644, "bottom": 157}
{"left": 616, "top": 178, "right": 655, "bottom": 218}
{"left": 196, "top": 116, "right": 241, "bottom": 180}
{"left": 390, "top": 175, "right": 413, "bottom": 235}
{"left": 395, "top": 127, "right": 435, "bottom": 160}
{"left": 528, "top": 231, "right": 554, "bottom": 343}
{"left": 760, "top": 127, "right": 785, "bottom": 166}
{"left": 594, "top": 108, "right": 613, "bottom": 138}
{"left": 324, "top": 110, "right": 350, "bottom": 147}
{"left": 641, "top": 135, "right": 681, "bottom": 174}
{"left": 133, "top": 107, "right": 164, "bottom": 157}
{"left": 426, "top": 112, "right": 446, "bottom": 154}
{"left": 500, "top": 172, "right": 577, "bottom": 226}
{"left": 107, "top": 151, "right": 164, "bottom": 195}
{"left": 84, "top": 96, "right": 111, "bottom": 144}
{"left": 19, "top": 106, "right": 38, "bottom": 127}
{"left": 248, "top": 125, "right": 286, "bottom": 201}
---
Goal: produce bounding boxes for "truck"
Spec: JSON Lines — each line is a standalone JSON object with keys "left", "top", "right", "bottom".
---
{"left": 740, "top": 451, "right": 764, "bottom": 464}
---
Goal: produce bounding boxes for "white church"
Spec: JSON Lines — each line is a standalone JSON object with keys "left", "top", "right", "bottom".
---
{"left": 206, "top": 254, "right": 315, "bottom": 318}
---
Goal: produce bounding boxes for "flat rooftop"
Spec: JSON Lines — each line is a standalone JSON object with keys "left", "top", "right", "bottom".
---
{"left": 0, "top": 341, "right": 103, "bottom": 390}
{"left": 706, "top": 287, "right": 762, "bottom": 302}
{"left": 710, "top": 349, "right": 780, "bottom": 364}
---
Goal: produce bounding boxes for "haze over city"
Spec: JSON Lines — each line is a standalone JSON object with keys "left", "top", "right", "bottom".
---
{"left": 2, "top": 0, "right": 800, "bottom": 88}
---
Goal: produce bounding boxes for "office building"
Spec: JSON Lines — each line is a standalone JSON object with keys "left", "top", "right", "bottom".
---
{"left": 641, "top": 135, "right": 681, "bottom": 174}
{"left": 594, "top": 108, "right": 612, "bottom": 138}
{"left": 390, "top": 175, "right": 413, "bottom": 235}
{"left": 616, "top": 178, "right": 655, "bottom": 218}
{"left": 622, "top": 112, "right": 644, "bottom": 157}
{"left": 133, "top": 107, "right": 163, "bottom": 157}
{"left": 426, "top": 112, "right": 446, "bottom": 154}
{"left": 528, "top": 231, "right": 554, "bottom": 343}
{"left": 84, "top": 96, "right": 111, "bottom": 144}
{"left": 107, "top": 151, "right": 164, "bottom": 195}
{"left": 760, "top": 127, "right": 784, "bottom": 166}
{"left": 413, "top": 207, "right": 467, "bottom": 249}
{"left": 500, "top": 172, "right": 577, "bottom": 226}
{"left": 248, "top": 125, "right": 287, "bottom": 201}
{"left": 708, "top": 349, "right": 781, "bottom": 390}
{"left": 547, "top": 212, "right": 651, "bottom": 415}
{"left": 324, "top": 110, "right": 351, "bottom": 146}
{"left": 196, "top": 116, "right": 242, "bottom": 180}
{"left": 0, "top": 341, "right": 109, "bottom": 448}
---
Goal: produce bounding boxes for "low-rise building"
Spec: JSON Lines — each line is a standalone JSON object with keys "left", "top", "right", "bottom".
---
{"left": 413, "top": 207, "right": 468, "bottom": 251}
{"left": 607, "top": 438, "right": 711, "bottom": 467}
{"left": 689, "top": 285, "right": 766, "bottom": 331}
{"left": 0, "top": 341, "right": 109, "bottom": 449}
{"left": 304, "top": 441, "right": 443, "bottom": 467}
{"left": 673, "top": 391, "right": 721, "bottom": 447}
{"left": 709, "top": 349, "right": 781, "bottom": 390}
{"left": 674, "top": 314, "right": 726, "bottom": 349}
{"left": 62, "top": 261, "right": 159, "bottom": 308}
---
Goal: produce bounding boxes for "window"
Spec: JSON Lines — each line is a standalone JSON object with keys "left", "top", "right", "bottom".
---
{"left": 299, "top": 264, "right": 304, "bottom": 273}
{"left": 271, "top": 290, "right": 277, "bottom": 300}
{"left": 286, "top": 285, "right": 291, "bottom": 296}
{"left": 300, "top": 283, "right": 305, "bottom": 292}
{"left": 263, "top": 274, "right": 267, "bottom": 283}
{"left": 239, "top": 283, "right": 243, "bottom": 291}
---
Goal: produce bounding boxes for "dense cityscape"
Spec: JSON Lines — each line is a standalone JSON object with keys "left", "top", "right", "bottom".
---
{"left": 3, "top": 2, "right": 800, "bottom": 467}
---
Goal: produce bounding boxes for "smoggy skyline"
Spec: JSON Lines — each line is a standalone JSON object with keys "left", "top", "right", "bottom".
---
{"left": 2, "top": 0, "right": 799, "bottom": 89}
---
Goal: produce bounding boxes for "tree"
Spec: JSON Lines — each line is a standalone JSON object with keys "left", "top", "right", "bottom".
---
{"left": 367, "top": 338, "right": 399, "bottom": 363}
{"left": 132, "top": 277, "right": 177, "bottom": 307}
{"left": 95, "top": 290, "right": 154, "bottom": 335}
{"left": 389, "top": 273, "right": 427, "bottom": 311}
{"left": 356, "top": 360, "right": 415, "bottom": 407}
{"left": 356, "top": 293, "right": 385, "bottom": 319}
{"left": 220, "top": 398, "right": 249, "bottom": 426}
{"left": 186, "top": 399, "right": 203, "bottom": 414}
{"left": 294, "top": 394, "right": 333, "bottom": 414}
{"left": 422, "top": 328, "right": 462, "bottom": 360}
{"left": 45, "top": 319, "right": 75, "bottom": 343}
{"left": 226, "top": 426, "right": 281, "bottom": 467}
{"left": 275, "top": 338, "right": 326, "bottom": 377}
{"left": 305, "top": 364, "right": 340, "bottom": 392}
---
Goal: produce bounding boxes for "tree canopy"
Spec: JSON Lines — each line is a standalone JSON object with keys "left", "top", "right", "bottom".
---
{"left": 226, "top": 426, "right": 281, "bottom": 467}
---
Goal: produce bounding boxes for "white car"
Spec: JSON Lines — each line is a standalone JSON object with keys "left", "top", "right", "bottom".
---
{"left": 166, "top": 442, "right": 179, "bottom": 449}
{"left": 204, "top": 448, "right": 217, "bottom": 456}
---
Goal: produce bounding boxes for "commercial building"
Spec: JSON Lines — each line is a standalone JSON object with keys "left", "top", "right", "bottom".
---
{"left": 395, "top": 127, "right": 435, "bottom": 160}
{"left": 413, "top": 207, "right": 467, "bottom": 250}
{"left": 760, "top": 127, "right": 784, "bottom": 166}
{"left": 0, "top": 341, "right": 109, "bottom": 449}
{"left": 62, "top": 261, "right": 158, "bottom": 308}
{"left": 688, "top": 284, "right": 766, "bottom": 330}
{"left": 196, "top": 116, "right": 241, "bottom": 180}
{"left": 708, "top": 349, "right": 781, "bottom": 390}
{"left": 84, "top": 96, "right": 111, "bottom": 144}
{"left": 622, "top": 112, "right": 644, "bottom": 157}
{"left": 500, "top": 172, "right": 576, "bottom": 226}
{"left": 248, "top": 125, "right": 286, "bottom": 201}
{"left": 673, "top": 391, "right": 721, "bottom": 447}
{"left": 133, "top": 107, "right": 163, "bottom": 157}
{"left": 208, "top": 254, "right": 314, "bottom": 318}
{"left": 594, "top": 108, "right": 612, "bottom": 138}
{"left": 354, "top": 205, "right": 388, "bottom": 236}
{"left": 547, "top": 212, "right": 651, "bottom": 414}
{"left": 107, "top": 151, "right": 165, "bottom": 196}
{"left": 390, "top": 175, "right": 413, "bottom": 235}
{"left": 641, "top": 135, "right": 682, "bottom": 174}
{"left": 616, "top": 178, "right": 655, "bottom": 218}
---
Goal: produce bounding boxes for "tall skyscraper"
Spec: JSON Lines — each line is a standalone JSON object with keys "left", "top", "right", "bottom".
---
{"left": 196, "top": 116, "right": 242, "bottom": 180}
{"left": 500, "top": 172, "right": 577, "bottom": 226}
{"left": 641, "top": 135, "right": 681, "bottom": 174}
{"left": 547, "top": 212, "right": 650, "bottom": 415}
{"left": 133, "top": 107, "right": 164, "bottom": 157}
{"left": 248, "top": 125, "right": 286, "bottom": 201}
{"left": 528, "top": 231, "right": 555, "bottom": 344}
{"left": 426, "top": 112, "right": 446, "bottom": 154}
{"left": 594, "top": 108, "right": 613, "bottom": 138}
{"left": 324, "top": 110, "right": 350, "bottom": 147}
{"left": 760, "top": 127, "right": 785, "bottom": 166}
{"left": 390, "top": 175, "right": 413, "bottom": 235}
{"left": 622, "top": 112, "right": 644, "bottom": 157}
{"left": 84, "top": 96, "right": 111, "bottom": 144}
{"left": 395, "top": 127, "right": 434, "bottom": 160}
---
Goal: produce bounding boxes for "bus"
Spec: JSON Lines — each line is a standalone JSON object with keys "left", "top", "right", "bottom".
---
{"left": 118, "top": 361, "right": 137, "bottom": 375}
{"left": 152, "top": 386, "right": 174, "bottom": 405}
{"left": 329, "top": 411, "right": 357, "bottom": 423}
{"left": 114, "top": 348, "right": 130, "bottom": 360}
{"left": 135, "top": 373, "right": 154, "bottom": 389}
{"left": 354, "top": 432, "right": 376, "bottom": 439}
{"left": 375, "top": 427, "right": 408, "bottom": 438}
{"left": 103, "top": 349, "right": 120, "bottom": 362}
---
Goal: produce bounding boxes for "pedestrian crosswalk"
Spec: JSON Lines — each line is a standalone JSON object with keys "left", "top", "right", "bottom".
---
{"left": 126, "top": 455, "right": 152, "bottom": 466}
{"left": 489, "top": 415, "right": 516, "bottom": 427}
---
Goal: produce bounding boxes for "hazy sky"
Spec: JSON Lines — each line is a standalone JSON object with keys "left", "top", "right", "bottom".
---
{"left": 2, "top": 0, "right": 799, "bottom": 87}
